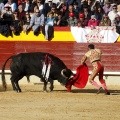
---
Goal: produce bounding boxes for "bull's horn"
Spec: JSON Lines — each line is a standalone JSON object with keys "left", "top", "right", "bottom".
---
{"left": 61, "top": 69, "right": 68, "bottom": 78}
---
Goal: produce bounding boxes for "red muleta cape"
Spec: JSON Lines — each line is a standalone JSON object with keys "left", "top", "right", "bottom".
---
{"left": 72, "top": 64, "right": 89, "bottom": 88}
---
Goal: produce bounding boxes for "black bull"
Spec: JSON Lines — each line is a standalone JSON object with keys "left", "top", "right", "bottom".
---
{"left": 1, "top": 52, "right": 73, "bottom": 92}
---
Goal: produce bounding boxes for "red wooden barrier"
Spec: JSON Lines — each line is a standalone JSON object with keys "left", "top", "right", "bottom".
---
{"left": 0, "top": 41, "right": 120, "bottom": 72}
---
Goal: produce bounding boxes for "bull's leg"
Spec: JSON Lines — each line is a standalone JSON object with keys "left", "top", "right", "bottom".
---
{"left": 10, "top": 75, "right": 23, "bottom": 92}
{"left": 14, "top": 81, "right": 21, "bottom": 92}
{"left": 11, "top": 79, "right": 17, "bottom": 91}
{"left": 43, "top": 81, "right": 48, "bottom": 92}
{"left": 49, "top": 80, "right": 54, "bottom": 92}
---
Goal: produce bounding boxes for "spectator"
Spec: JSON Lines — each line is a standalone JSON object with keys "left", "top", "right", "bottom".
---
{"left": 81, "top": 4, "right": 92, "bottom": 20}
{"left": 99, "top": 14, "right": 111, "bottom": 26}
{"left": 108, "top": 4, "right": 118, "bottom": 26}
{"left": 30, "top": 4, "right": 38, "bottom": 17}
{"left": 30, "top": 8, "right": 44, "bottom": 35}
{"left": 113, "top": 14, "right": 120, "bottom": 34}
{"left": 0, "top": 1, "right": 4, "bottom": 13}
{"left": 18, "top": 0, "right": 25, "bottom": 6}
{"left": 1, "top": 5, "right": 13, "bottom": 25}
{"left": 48, "top": 6, "right": 58, "bottom": 18}
{"left": 22, "top": 0, "right": 31, "bottom": 12}
{"left": 43, "top": 11, "right": 56, "bottom": 40}
{"left": 56, "top": 0, "right": 65, "bottom": 7}
{"left": 56, "top": 0, "right": 64, "bottom": 7}
{"left": 67, "top": 12, "right": 77, "bottom": 26}
{"left": 0, "top": 5, "right": 13, "bottom": 37}
{"left": 73, "top": 1, "right": 80, "bottom": 19}
{"left": 94, "top": 6, "right": 105, "bottom": 23}
{"left": 65, "top": 0, "right": 74, "bottom": 7}
{"left": 17, "top": 4, "right": 26, "bottom": 21}
{"left": 57, "top": 1, "right": 67, "bottom": 17}
{"left": 37, "top": 0, "right": 43, "bottom": 13}
{"left": 88, "top": 15, "right": 99, "bottom": 27}
{"left": 4, "top": 0, "right": 17, "bottom": 12}
{"left": 23, "top": 11, "right": 31, "bottom": 33}
{"left": 117, "top": 4, "right": 120, "bottom": 16}
{"left": 103, "top": 0, "right": 112, "bottom": 14}
{"left": 10, "top": 10, "right": 23, "bottom": 35}
{"left": 62, "top": 5, "right": 74, "bottom": 21}
{"left": 77, "top": 20, "right": 83, "bottom": 28}
{"left": 78, "top": 13, "right": 88, "bottom": 27}
{"left": 29, "top": 0, "right": 37, "bottom": 13}
{"left": 55, "top": 11, "right": 66, "bottom": 26}
{"left": 43, "top": 0, "right": 57, "bottom": 17}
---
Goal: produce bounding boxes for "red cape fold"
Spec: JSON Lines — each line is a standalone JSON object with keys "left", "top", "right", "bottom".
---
{"left": 73, "top": 64, "right": 89, "bottom": 88}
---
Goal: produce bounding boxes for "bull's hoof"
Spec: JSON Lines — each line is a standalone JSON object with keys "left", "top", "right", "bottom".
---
{"left": 43, "top": 90, "right": 48, "bottom": 93}
{"left": 49, "top": 88, "right": 54, "bottom": 92}
{"left": 15, "top": 89, "right": 22, "bottom": 93}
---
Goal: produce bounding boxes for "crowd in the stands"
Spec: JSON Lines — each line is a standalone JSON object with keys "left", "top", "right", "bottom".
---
{"left": 0, "top": 0, "right": 120, "bottom": 40}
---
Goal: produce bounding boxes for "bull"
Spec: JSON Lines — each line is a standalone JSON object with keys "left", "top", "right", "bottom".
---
{"left": 1, "top": 52, "right": 73, "bottom": 92}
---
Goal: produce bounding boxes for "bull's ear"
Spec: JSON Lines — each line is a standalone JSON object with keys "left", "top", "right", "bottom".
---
{"left": 61, "top": 69, "right": 68, "bottom": 78}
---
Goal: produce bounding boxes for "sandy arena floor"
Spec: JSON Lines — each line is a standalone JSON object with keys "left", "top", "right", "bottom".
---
{"left": 0, "top": 83, "right": 120, "bottom": 120}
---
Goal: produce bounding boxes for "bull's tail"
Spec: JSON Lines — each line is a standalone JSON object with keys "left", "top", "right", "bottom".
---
{"left": 1, "top": 56, "right": 13, "bottom": 91}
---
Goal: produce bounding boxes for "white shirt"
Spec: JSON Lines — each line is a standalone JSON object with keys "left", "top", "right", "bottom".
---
{"left": 24, "top": 3, "right": 29, "bottom": 12}
{"left": 108, "top": 11, "right": 118, "bottom": 26}
{"left": 5, "top": 2, "right": 17, "bottom": 12}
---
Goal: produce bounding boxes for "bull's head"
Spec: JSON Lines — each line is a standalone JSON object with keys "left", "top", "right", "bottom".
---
{"left": 60, "top": 68, "right": 74, "bottom": 85}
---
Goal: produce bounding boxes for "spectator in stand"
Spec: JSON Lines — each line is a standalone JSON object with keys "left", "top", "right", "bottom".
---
{"left": 99, "top": 14, "right": 111, "bottom": 26}
{"left": 23, "top": 11, "right": 31, "bottom": 33}
{"left": 88, "top": 0, "right": 97, "bottom": 12}
{"left": 10, "top": 10, "right": 23, "bottom": 35}
{"left": 29, "top": 0, "right": 37, "bottom": 13}
{"left": 78, "top": 13, "right": 88, "bottom": 27}
{"left": 17, "top": 4, "right": 25, "bottom": 21}
{"left": 36, "top": 0, "right": 43, "bottom": 13}
{"left": 1, "top": 5, "right": 13, "bottom": 24}
{"left": 80, "top": 0, "right": 91, "bottom": 12}
{"left": 73, "top": 1, "right": 80, "bottom": 19}
{"left": 113, "top": 14, "right": 120, "bottom": 34}
{"left": 29, "top": 4, "right": 38, "bottom": 17}
{"left": 108, "top": 4, "right": 118, "bottom": 26}
{"left": 103, "top": 0, "right": 112, "bottom": 14}
{"left": 0, "top": 1, "right": 4, "bottom": 13}
{"left": 65, "top": 0, "right": 74, "bottom": 7}
{"left": 56, "top": 0, "right": 65, "bottom": 7}
{"left": 4, "top": 0, "right": 17, "bottom": 12}
{"left": 57, "top": 0, "right": 67, "bottom": 17}
{"left": 94, "top": 6, "right": 105, "bottom": 23}
{"left": 0, "top": 5, "right": 13, "bottom": 37}
{"left": 42, "top": 11, "right": 56, "bottom": 40}
{"left": 117, "top": 4, "right": 120, "bottom": 16}
{"left": 22, "top": 0, "right": 31, "bottom": 12}
{"left": 67, "top": 12, "right": 77, "bottom": 26}
{"left": 18, "top": 0, "right": 25, "bottom": 6}
{"left": 88, "top": 15, "right": 99, "bottom": 27}
{"left": 81, "top": 4, "right": 92, "bottom": 20}
{"left": 77, "top": 20, "right": 83, "bottom": 28}
{"left": 43, "top": 0, "right": 57, "bottom": 17}
{"left": 48, "top": 6, "right": 58, "bottom": 18}
{"left": 62, "top": 5, "right": 75, "bottom": 22}
{"left": 30, "top": 8, "right": 44, "bottom": 35}
{"left": 55, "top": 11, "right": 66, "bottom": 26}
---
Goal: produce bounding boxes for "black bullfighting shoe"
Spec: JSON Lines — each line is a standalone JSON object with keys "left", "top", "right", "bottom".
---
{"left": 97, "top": 87, "right": 103, "bottom": 94}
